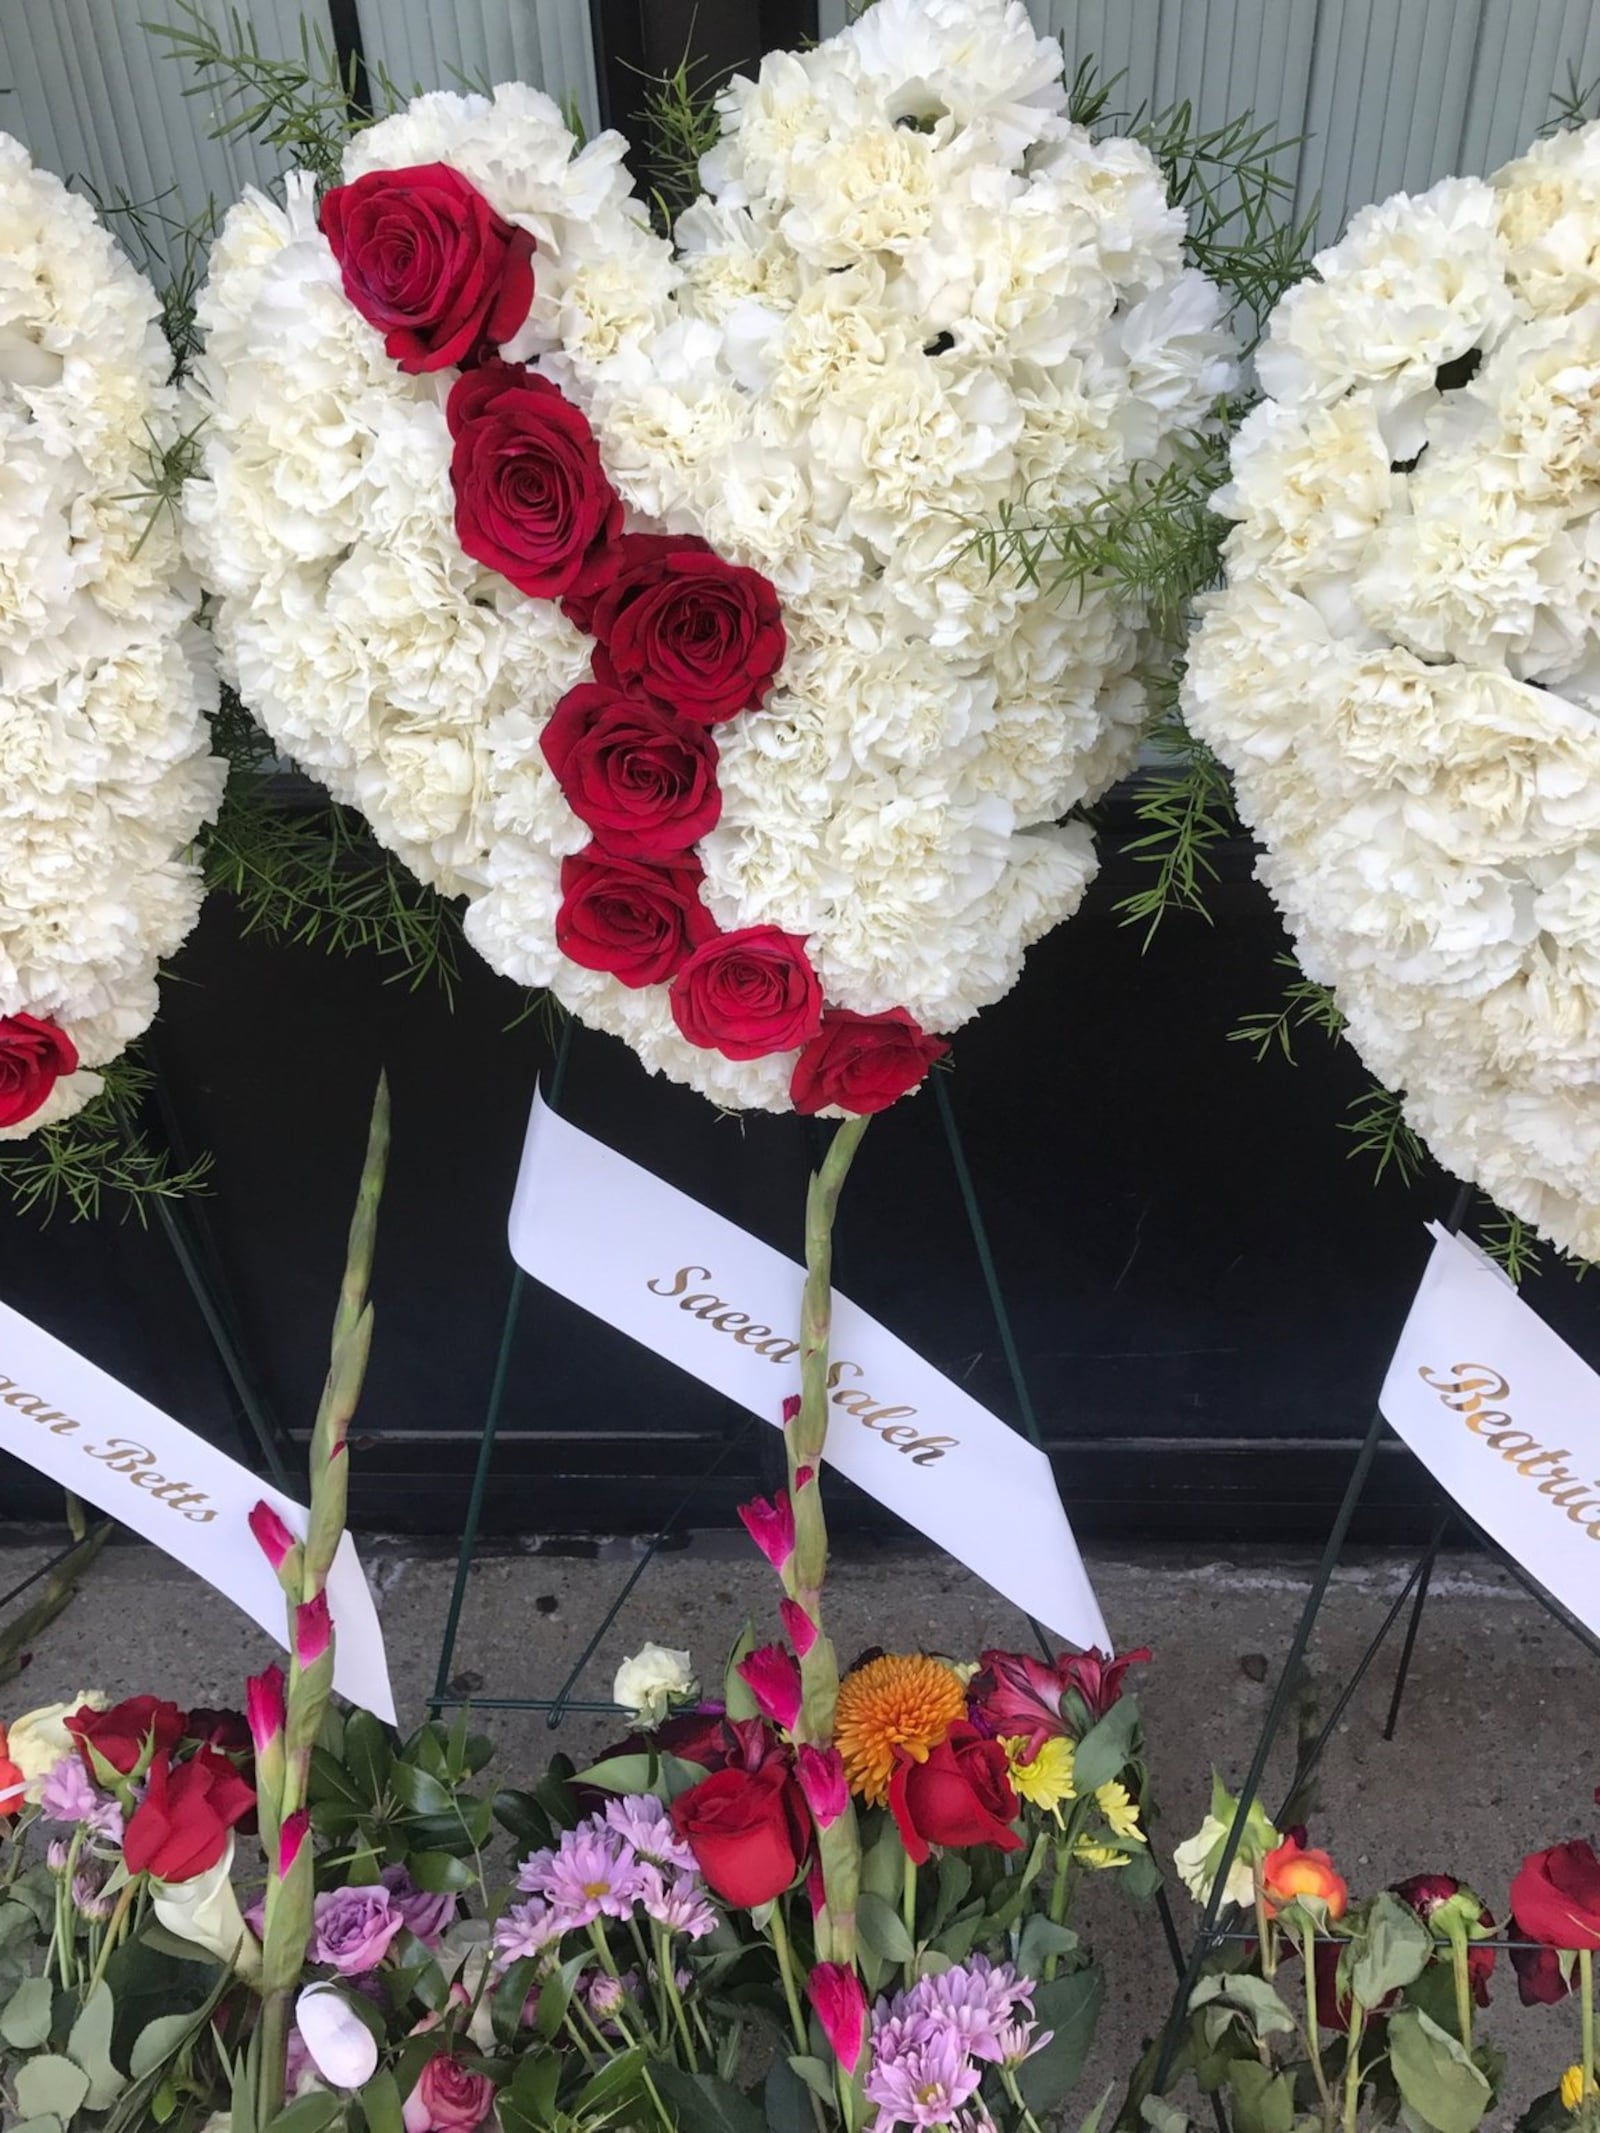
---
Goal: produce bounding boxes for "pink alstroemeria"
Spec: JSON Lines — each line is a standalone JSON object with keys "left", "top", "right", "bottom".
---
{"left": 795, "top": 1743, "right": 847, "bottom": 1830}
{"left": 279, "top": 1808, "right": 311, "bottom": 1877}
{"left": 807, "top": 1961, "right": 867, "bottom": 2073}
{"left": 249, "top": 1501, "right": 297, "bottom": 1572}
{"left": 295, "top": 1591, "right": 333, "bottom": 1666}
{"left": 780, "top": 1597, "right": 817, "bottom": 1657}
{"left": 246, "top": 1665, "right": 286, "bottom": 1755}
{"left": 737, "top": 1643, "right": 803, "bottom": 1733}
{"left": 738, "top": 1489, "right": 795, "bottom": 1573}
{"left": 971, "top": 1644, "right": 1150, "bottom": 1753}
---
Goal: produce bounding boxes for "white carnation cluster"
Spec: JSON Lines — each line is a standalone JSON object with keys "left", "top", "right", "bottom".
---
{"left": 1184, "top": 121, "right": 1600, "bottom": 1257}
{"left": 188, "top": 3, "right": 1233, "bottom": 1112}
{"left": 0, "top": 134, "right": 223, "bottom": 1137}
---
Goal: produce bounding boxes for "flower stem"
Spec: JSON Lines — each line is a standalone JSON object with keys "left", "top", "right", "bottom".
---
{"left": 657, "top": 1925, "right": 699, "bottom": 2069}
{"left": 902, "top": 1853, "right": 918, "bottom": 1982}
{"left": 1000, "top": 2065, "right": 1048, "bottom": 2133}
{"left": 1450, "top": 1931, "right": 1473, "bottom": 2051}
{"left": 768, "top": 1898, "right": 810, "bottom": 2055}
{"left": 1299, "top": 1920, "right": 1334, "bottom": 2128}
{"left": 1341, "top": 2005, "right": 1364, "bottom": 2133}
{"left": 257, "top": 1988, "right": 290, "bottom": 2126}
{"left": 1582, "top": 1948, "right": 1595, "bottom": 2107}
{"left": 1256, "top": 1872, "right": 1276, "bottom": 1980}
{"left": 85, "top": 1878, "right": 137, "bottom": 1997}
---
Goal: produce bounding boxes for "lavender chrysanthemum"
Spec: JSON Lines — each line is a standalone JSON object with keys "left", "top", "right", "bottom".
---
{"left": 493, "top": 1897, "right": 564, "bottom": 1970}
{"left": 519, "top": 1821, "right": 646, "bottom": 1929}
{"left": 865, "top": 2013, "right": 984, "bottom": 2132}
{"left": 41, "top": 1756, "right": 124, "bottom": 1842}
{"left": 638, "top": 1863, "right": 717, "bottom": 1940}
{"left": 892, "top": 1957, "right": 1035, "bottom": 2065}
{"left": 604, "top": 1793, "right": 695, "bottom": 1870}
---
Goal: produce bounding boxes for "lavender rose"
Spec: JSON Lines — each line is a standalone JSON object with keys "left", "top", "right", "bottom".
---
{"left": 380, "top": 1864, "right": 459, "bottom": 1947}
{"left": 311, "top": 1884, "right": 405, "bottom": 1975}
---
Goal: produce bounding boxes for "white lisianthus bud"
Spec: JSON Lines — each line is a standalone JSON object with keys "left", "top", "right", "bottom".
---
{"left": 612, "top": 1643, "right": 697, "bottom": 1725}
{"left": 295, "top": 1983, "right": 379, "bottom": 2090}
{"left": 151, "top": 1838, "right": 262, "bottom": 1981}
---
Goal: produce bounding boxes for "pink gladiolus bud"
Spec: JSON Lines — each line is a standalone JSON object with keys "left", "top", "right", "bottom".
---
{"left": 779, "top": 1597, "right": 817, "bottom": 1657}
{"left": 796, "top": 1465, "right": 815, "bottom": 1491}
{"left": 795, "top": 1743, "right": 848, "bottom": 1829}
{"left": 246, "top": 1665, "right": 286, "bottom": 1755}
{"left": 295, "top": 1591, "right": 333, "bottom": 1666}
{"left": 781, "top": 1396, "right": 800, "bottom": 1425}
{"left": 279, "top": 1808, "right": 310, "bottom": 1878}
{"left": 737, "top": 1489, "right": 795, "bottom": 1573}
{"left": 807, "top": 1961, "right": 867, "bottom": 2073}
{"left": 737, "top": 1643, "right": 802, "bottom": 1733}
{"left": 249, "top": 1501, "right": 297, "bottom": 1570}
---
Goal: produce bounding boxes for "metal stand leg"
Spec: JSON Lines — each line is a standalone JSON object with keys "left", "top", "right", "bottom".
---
{"left": 1382, "top": 1516, "right": 1447, "bottom": 1740}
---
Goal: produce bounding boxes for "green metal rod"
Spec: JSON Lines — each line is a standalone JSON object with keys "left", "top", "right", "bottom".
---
{"left": 428, "top": 1016, "right": 573, "bottom": 1714}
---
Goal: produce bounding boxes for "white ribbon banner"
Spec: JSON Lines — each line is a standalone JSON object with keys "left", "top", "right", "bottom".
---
{"left": 1380, "top": 1224, "right": 1600, "bottom": 1640}
{"left": 508, "top": 1089, "right": 1111, "bottom": 1652}
{"left": 0, "top": 1296, "right": 395, "bottom": 1722}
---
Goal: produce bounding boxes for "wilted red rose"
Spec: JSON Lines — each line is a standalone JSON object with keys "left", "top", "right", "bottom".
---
{"left": 888, "top": 1722, "right": 1022, "bottom": 1867}
{"left": 541, "top": 683, "right": 721, "bottom": 859}
{"left": 68, "top": 1696, "right": 185, "bottom": 1779}
{"left": 321, "top": 163, "right": 534, "bottom": 372}
{"left": 1512, "top": 1841, "right": 1600, "bottom": 1951}
{"left": 1511, "top": 1940, "right": 1573, "bottom": 2005}
{"left": 556, "top": 848, "right": 716, "bottom": 987}
{"left": 670, "top": 1757, "right": 811, "bottom": 1907}
{"left": 587, "top": 535, "right": 785, "bottom": 724}
{"left": 448, "top": 365, "right": 620, "bottom": 599}
{"left": 791, "top": 1009, "right": 949, "bottom": 1116}
{"left": 670, "top": 927, "right": 823, "bottom": 1059}
{"left": 0, "top": 1014, "right": 78, "bottom": 1128}
{"left": 123, "top": 1748, "right": 257, "bottom": 1883}
{"left": 1392, "top": 1875, "right": 1496, "bottom": 2004}
{"left": 184, "top": 1708, "right": 254, "bottom": 1758}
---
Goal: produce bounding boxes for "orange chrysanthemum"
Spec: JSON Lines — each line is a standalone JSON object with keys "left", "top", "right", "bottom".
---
{"left": 833, "top": 1654, "right": 967, "bottom": 1806}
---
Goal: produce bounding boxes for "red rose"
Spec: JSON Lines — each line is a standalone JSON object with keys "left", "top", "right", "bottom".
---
{"left": 122, "top": 1748, "right": 257, "bottom": 1883}
{"left": 447, "top": 365, "right": 620, "bottom": 599}
{"left": 670, "top": 1757, "right": 811, "bottom": 1907}
{"left": 320, "top": 163, "right": 534, "bottom": 373}
{"left": 1392, "top": 1875, "right": 1496, "bottom": 2004}
{"left": 888, "top": 1721, "right": 1022, "bottom": 1867}
{"left": 0, "top": 1013, "right": 78, "bottom": 1128}
{"left": 1512, "top": 1941, "right": 1573, "bottom": 2005}
{"left": 542, "top": 683, "right": 721, "bottom": 858}
{"left": 791, "top": 1009, "right": 949, "bottom": 1116}
{"left": 587, "top": 535, "right": 785, "bottom": 724}
{"left": 670, "top": 928, "right": 822, "bottom": 1060}
{"left": 556, "top": 848, "right": 717, "bottom": 987}
{"left": 68, "top": 1696, "right": 185, "bottom": 1779}
{"left": 404, "top": 2053, "right": 495, "bottom": 2133}
{"left": 1511, "top": 1840, "right": 1600, "bottom": 1951}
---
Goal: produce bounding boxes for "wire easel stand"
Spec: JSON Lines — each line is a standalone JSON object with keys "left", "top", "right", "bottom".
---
{"left": 1150, "top": 1176, "right": 1600, "bottom": 2102}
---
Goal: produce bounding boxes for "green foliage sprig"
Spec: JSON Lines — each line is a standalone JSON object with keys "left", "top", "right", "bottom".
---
{"left": 0, "top": 1054, "right": 213, "bottom": 1225}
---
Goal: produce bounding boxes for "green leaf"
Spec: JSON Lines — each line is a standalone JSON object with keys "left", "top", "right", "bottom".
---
{"left": 359, "top": 2070, "right": 405, "bottom": 2133}
{"left": 859, "top": 1816, "right": 904, "bottom": 1905}
{"left": 492, "top": 1789, "right": 553, "bottom": 1851}
{"left": 8, "top": 2117, "right": 64, "bottom": 2133}
{"left": 1141, "top": 2099, "right": 1190, "bottom": 2133}
{"left": 1389, "top": 2009, "right": 1493, "bottom": 2133}
{"left": 502, "top": 2051, "right": 560, "bottom": 2133}
{"left": 787, "top": 2059, "right": 835, "bottom": 2104}
{"left": 389, "top": 1763, "right": 454, "bottom": 1816}
{"left": 648, "top": 2064, "right": 766, "bottom": 2133}
{"left": 308, "top": 1745, "right": 366, "bottom": 1808}
{"left": 724, "top": 1621, "right": 760, "bottom": 1723}
{"left": 265, "top": 2094, "right": 344, "bottom": 2133}
{"left": 0, "top": 1899, "right": 39, "bottom": 1949}
{"left": 16, "top": 2055, "right": 91, "bottom": 2121}
{"left": 344, "top": 1712, "right": 394, "bottom": 1801}
{"left": 1226, "top": 2059, "right": 1295, "bottom": 2133}
{"left": 1016, "top": 1915, "right": 1080, "bottom": 1979}
{"left": 765, "top": 2058, "right": 816, "bottom": 2133}
{"left": 575, "top": 2045, "right": 649, "bottom": 2114}
{"left": 536, "top": 1951, "right": 589, "bottom": 2044}
{"left": 68, "top": 1981, "right": 126, "bottom": 2110}
{"left": 1017, "top": 1965, "right": 1105, "bottom": 2111}
{"left": 1121, "top": 1849, "right": 1166, "bottom": 1902}
{"left": 1189, "top": 1973, "right": 1298, "bottom": 2038}
{"left": 2, "top": 1974, "right": 56, "bottom": 2048}
{"left": 1352, "top": 1894, "right": 1432, "bottom": 2008}
{"left": 406, "top": 1850, "right": 475, "bottom": 1894}
{"left": 1072, "top": 1698, "right": 1141, "bottom": 1793}
{"left": 131, "top": 2012, "right": 204, "bottom": 2081}
{"left": 857, "top": 1890, "right": 914, "bottom": 1965}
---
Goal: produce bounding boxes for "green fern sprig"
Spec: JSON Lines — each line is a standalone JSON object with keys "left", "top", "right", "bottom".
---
{"left": 1229, "top": 957, "right": 1346, "bottom": 1064}
{"left": 0, "top": 1055, "right": 212, "bottom": 1224}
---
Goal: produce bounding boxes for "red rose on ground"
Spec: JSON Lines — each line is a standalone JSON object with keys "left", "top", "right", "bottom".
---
{"left": 670, "top": 1756, "right": 811, "bottom": 1907}
{"left": 68, "top": 1696, "right": 184, "bottom": 1778}
{"left": 123, "top": 1748, "right": 257, "bottom": 1883}
{"left": 1512, "top": 1841, "right": 1600, "bottom": 1951}
{"left": 321, "top": 163, "right": 534, "bottom": 372}
{"left": 670, "top": 928, "right": 823, "bottom": 1059}
{"left": 0, "top": 1014, "right": 78, "bottom": 1127}
{"left": 541, "top": 683, "right": 721, "bottom": 858}
{"left": 556, "top": 849, "right": 716, "bottom": 987}
{"left": 587, "top": 535, "right": 785, "bottom": 724}
{"left": 447, "top": 365, "right": 620, "bottom": 598}
{"left": 791, "top": 1008, "right": 948, "bottom": 1116}
{"left": 888, "top": 1722, "right": 1022, "bottom": 1866}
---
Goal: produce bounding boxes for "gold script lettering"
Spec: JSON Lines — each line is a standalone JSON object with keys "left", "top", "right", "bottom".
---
{"left": 1417, "top": 1361, "right": 1600, "bottom": 1544}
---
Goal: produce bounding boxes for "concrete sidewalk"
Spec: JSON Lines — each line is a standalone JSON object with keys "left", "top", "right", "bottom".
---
{"left": 2, "top": 1532, "right": 1592, "bottom": 2122}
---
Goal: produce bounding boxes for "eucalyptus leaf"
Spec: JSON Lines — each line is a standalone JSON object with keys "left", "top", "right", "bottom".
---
{"left": 1389, "top": 2010, "right": 1493, "bottom": 2133}
{"left": 131, "top": 2012, "right": 204, "bottom": 2081}
{"left": 2, "top": 1974, "right": 56, "bottom": 2049}
{"left": 857, "top": 1890, "right": 914, "bottom": 1965}
{"left": 15, "top": 2054, "right": 92, "bottom": 2122}
{"left": 68, "top": 1982, "right": 126, "bottom": 2110}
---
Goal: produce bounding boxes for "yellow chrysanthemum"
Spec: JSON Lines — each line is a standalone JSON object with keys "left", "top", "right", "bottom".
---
{"left": 1074, "top": 1841, "right": 1130, "bottom": 1871}
{"left": 1002, "top": 1735, "right": 1077, "bottom": 1817}
{"left": 834, "top": 1654, "right": 967, "bottom": 1805}
{"left": 1096, "top": 1780, "right": 1145, "bottom": 1842}
{"left": 1561, "top": 2066, "right": 1593, "bottom": 2114}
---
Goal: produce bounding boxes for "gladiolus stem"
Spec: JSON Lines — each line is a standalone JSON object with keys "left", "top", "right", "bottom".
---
{"left": 259, "top": 1990, "right": 289, "bottom": 2124}
{"left": 766, "top": 1898, "right": 809, "bottom": 2056}
{"left": 1582, "top": 1949, "right": 1595, "bottom": 2107}
{"left": 1299, "top": 1920, "right": 1335, "bottom": 2126}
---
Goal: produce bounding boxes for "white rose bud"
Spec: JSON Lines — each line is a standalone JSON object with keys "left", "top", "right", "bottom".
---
{"left": 612, "top": 1643, "right": 697, "bottom": 1725}
{"left": 7, "top": 1692, "right": 107, "bottom": 1801}
{"left": 1172, "top": 1813, "right": 1258, "bottom": 1911}
{"left": 295, "top": 1983, "right": 378, "bottom": 2091}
